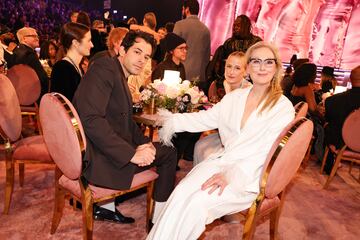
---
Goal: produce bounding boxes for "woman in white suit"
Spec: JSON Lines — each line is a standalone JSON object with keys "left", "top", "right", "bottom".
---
{"left": 147, "top": 42, "right": 295, "bottom": 240}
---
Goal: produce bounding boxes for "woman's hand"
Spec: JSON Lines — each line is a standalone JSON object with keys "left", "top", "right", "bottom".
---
{"left": 201, "top": 173, "right": 229, "bottom": 196}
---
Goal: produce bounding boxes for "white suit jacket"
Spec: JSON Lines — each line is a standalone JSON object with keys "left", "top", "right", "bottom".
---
{"left": 163, "top": 86, "right": 294, "bottom": 194}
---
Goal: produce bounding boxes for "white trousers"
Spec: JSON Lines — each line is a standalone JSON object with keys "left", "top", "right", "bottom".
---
{"left": 147, "top": 160, "right": 257, "bottom": 240}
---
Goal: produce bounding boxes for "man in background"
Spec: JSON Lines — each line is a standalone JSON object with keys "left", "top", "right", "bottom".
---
{"left": 323, "top": 65, "right": 360, "bottom": 173}
{"left": 173, "top": 0, "right": 211, "bottom": 92}
{"left": 12, "top": 27, "right": 49, "bottom": 99}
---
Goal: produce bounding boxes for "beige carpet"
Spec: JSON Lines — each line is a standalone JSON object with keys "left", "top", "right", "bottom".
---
{"left": 0, "top": 157, "right": 359, "bottom": 240}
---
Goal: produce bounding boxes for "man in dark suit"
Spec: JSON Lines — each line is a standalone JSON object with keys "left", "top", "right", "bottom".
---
{"left": 323, "top": 65, "right": 360, "bottom": 173}
{"left": 73, "top": 30, "right": 177, "bottom": 224}
{"left": 11, "top": 27, "right": 49, "bottom": 99}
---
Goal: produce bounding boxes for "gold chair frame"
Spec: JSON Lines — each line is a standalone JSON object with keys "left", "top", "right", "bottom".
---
{"left": 48, "top": 93, "right": 156, "bottom": 240}
{"left": 0, "top": 121, "right": 52, "bottom": 214}
{"left": 241, "top": 118, "right": 310, "bottom": 239}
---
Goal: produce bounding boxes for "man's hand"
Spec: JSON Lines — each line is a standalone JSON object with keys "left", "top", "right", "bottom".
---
{"left": 201, "top": 172, "right": 229, "bottom": 196}
{"left": 130, "top": 142, "right": 156, "bottom": 167}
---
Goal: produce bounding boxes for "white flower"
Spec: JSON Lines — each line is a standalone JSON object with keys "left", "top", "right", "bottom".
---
{"left": 166, "top": 86, "right": 180, "bottom": 98}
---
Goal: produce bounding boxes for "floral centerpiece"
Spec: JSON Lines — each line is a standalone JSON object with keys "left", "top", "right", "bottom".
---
{"left": 140, "top": 70, "right": 208, "bottom": 113}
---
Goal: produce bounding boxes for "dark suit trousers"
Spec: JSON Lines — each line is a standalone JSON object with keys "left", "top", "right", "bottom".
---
{"left": 135, "top": 142, "right": 177, "bottom": 202}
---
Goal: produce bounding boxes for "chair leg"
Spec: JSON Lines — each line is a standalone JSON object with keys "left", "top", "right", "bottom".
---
{"left": 320, "top": 147, "right": 329, "bottom": 174}
{"left": 50, "top": 186, "right": 65, "bottom": 234}
{"left": 19, "top": 163, "right": 25, "bottom": 187}
{"left": 4, "top": 153, "right": 15, "bottom": 214}
{"left": 146, "top": 181, "right": 155, "bottom": 233}
{"left": 324, "top": 154, "right": 343, "bottom": 189}
{"left": 242, "top": 201, "right": 261, "bottom": 240}
{"left": 82, "top": 189, "right": 94, "bottom": 240}
{"left": 270, "top": 207, "right": 280, "bottom": 240}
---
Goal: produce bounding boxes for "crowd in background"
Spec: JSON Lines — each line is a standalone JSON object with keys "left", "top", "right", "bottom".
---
{"left": 0, "top": 0, "right": 102, "bottom": 41}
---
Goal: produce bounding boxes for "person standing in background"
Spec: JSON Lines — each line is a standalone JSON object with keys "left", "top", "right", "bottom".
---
{"left": 173, "top": 0, "right": 211, "bottom": 92}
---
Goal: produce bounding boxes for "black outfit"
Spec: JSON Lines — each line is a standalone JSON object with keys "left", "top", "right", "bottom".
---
{"left": 11, "top": 44, "right": 49, "bottom": 99}
{"left": 73, "top": 54, "right": 176, "bottom": 202}
{"left": 51, "top": 60, "right": 81, "bottom": 101}
{"left": 152, "top": 39, "right": 166, "bottom": 64}
{"left": 324, "top": 87, "right": 360, "bottom": 149}
{"left": 288, "top": 93, "right": 306, "bottom": 106}
{"left": 322, "top": 87, "right": 360, "bottom": 173}
{"left": 89, "top": 29, "right": 107, "bottom": 58}
{"left": 281, "top": 74, "right": 294, "bottom": 99}
{"left": 151, "top": 56, "right": 186, "bottom": 81}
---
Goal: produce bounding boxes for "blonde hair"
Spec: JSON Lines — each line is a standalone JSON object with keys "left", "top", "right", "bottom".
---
{"left": 16, "top": 27, "right": 37, "bottom": 44}
{"left": 106, "top": 27, "right": 129, "bottom": 50}
{"left": 227, "top": 51, "right": 246, "bottom": 65}
{"left": 245, "top": 41, "right": 283, "bottom": 113}
{"left": 143, "top": 12, "right": 157, "bottom": 30}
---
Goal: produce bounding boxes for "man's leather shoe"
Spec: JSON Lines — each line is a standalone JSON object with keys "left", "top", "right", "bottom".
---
{"left": 93, "top": 205, "right": 135, "bottom": 224}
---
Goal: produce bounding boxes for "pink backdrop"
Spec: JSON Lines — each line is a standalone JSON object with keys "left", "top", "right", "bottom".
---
{"left": 198, "top": 0, "right": 360, "bottom": 70}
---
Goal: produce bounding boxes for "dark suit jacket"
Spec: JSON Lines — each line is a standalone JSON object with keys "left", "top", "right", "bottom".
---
{"left": 73, "top": 55, "right": 149, "bottom": 189}
{"left": 12, "top": 44, "right": 49, "bottom": 98}
{"left": 324, "top": 87, "right": 360, "bottom": 148}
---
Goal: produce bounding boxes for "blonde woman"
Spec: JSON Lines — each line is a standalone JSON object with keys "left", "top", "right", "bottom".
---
{"left": 147, "top": 42, "right": 294, "bottom": 239}
{"left": 194, "top": 51, "right": 251, "bottom": 166}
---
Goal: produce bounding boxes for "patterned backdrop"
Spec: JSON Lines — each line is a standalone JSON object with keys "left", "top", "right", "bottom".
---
{"left": 198, "top": 0, "right": 360, "bottom": 70}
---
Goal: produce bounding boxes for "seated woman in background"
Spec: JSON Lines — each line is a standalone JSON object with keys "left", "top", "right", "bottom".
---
{"left": 147, "top": 42, "right": 294, "bottom": 239}
{"left": 194, "top": 51, "right": 251, "bottom": 166}
{"left": 316, "top": 66, "right": 337, "bottom": 103}
{"left": 51, "top": 22, "right": 93, "bottom": 101}
{"left": 289, "top": 63, "right": 323, "bottom": 118}
{"left": 90, "top": 27, "right": 128, "bottom": 61}
{"left": 39, "top": 40, "right": 58, "bottom": 68}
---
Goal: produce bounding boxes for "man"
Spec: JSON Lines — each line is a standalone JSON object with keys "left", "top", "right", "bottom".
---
{"left": 173, "top": 0, "right": 211, "bottom": 91}
{"left": 152, "top": 32, "right": 187, "bottom": 81}
{"left": 0, "top": 24, "right": 16, "bottom": 68}
{"left": 323, "top": 65, "right": 360, "bottom": 173}
{"left": 11, "top": 27, "right": 49, "bottom": 99}
{"left": 70, "top": 11, "right": 79, "bottom": 23}
{"left": 73, "top": 30, "right": 177, "bottom": 224}
{"left": 90, "top": 20, "right": 107, "bottom": 58}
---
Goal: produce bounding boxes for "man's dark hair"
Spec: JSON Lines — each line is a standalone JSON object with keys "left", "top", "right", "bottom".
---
{"left": 121, "top": 30, "right": 157, "bottom": 57}
{"left": 165, "top": 22, "right": 175, "bottom": 33}
{"left": 183, "top": 0, "right": 200, "bottom": 15}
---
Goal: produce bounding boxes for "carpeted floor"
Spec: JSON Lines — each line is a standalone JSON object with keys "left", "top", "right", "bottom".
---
{"left": 0, "top": 156, "right": 359, "bottom": 240}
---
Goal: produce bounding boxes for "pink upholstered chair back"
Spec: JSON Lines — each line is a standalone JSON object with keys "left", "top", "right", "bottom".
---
{"left": 7, "top": 64, "right": 41, "bottom": 105}
{"left": 294, "top": 101, "right": 308, "bottom": 119}
{"left": 342, "top": 108, "right": 360, "bottom": 152}
{"left": 260, "top": 118, "right": 313, "bottom": 199}
{"left": 39, "top": 93, "right": 86, "bottom": 180}
{"left": 0, "top": 74, "right": 22, "bottom": 141}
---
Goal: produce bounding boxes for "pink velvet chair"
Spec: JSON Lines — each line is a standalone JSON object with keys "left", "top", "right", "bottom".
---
{"left": 39, "top": 93, "right": 159, "bottom": 240}
{"left": 222, "top": 117, "right": 313, "bottom": 239}
{"left": 320, "top": 108, "right": 360, "bottom": 188}
{"left": 0, "top": 74, "right": 53, "bottom": 214}
{"left": 6, "top": 64, "right": 42, "bottom": 134}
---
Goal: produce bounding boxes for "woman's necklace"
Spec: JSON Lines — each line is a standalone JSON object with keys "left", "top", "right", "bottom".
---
{"left": 65, "top": 56, "right": 82, "bottom": 77}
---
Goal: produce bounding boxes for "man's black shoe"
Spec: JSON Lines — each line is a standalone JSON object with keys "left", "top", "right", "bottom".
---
{"left": 93, "top": 205, "right": 135, "bottom": 224}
